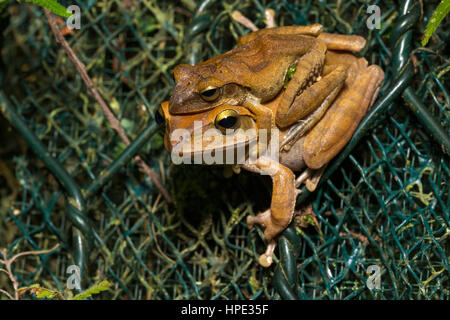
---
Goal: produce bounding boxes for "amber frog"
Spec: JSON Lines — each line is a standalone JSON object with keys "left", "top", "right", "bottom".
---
{"left": 156, "top": 16, "right": 384, "bottom": 267}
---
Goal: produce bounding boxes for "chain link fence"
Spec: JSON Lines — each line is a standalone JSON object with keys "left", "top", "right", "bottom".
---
{"left": 0, "top": 0, "right": 448, "bottom": 299}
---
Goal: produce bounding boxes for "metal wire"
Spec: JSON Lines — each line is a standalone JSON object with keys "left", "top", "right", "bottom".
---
{"left": 0, "top": 0, "right": 448, "bottom": 299}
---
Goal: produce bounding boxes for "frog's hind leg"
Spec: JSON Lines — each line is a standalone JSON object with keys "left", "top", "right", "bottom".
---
{"left": 295, "top": 64, "right": 384, "bottom": 191}
{"left": 279, "top": 80, "right": 342, "bottom": 150}
{"left": 276, "top": 58, "right": 348, "bottom": 128}
{"left": 303, "top": 64, "right": 385, "bottom": 170}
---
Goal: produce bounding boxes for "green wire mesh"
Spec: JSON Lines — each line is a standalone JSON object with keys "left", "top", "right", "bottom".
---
{"left": 0, "top": 0, "right": 449, "bottom": 299}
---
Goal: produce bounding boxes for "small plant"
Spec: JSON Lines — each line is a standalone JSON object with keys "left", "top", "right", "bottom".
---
{"left": 0, "top": 0, "right": 72, "bottom": 18}
{"left": 422, "top": 0, "right": 450, "bottom": 46}
{"left": 0, "top": 245, "right": 59, "bottom": 300}
{"left": 18, "top": 280, "right": 113, "bottom": 300}
{"left": 0, "top": 245, "right": 112, "bottom": 300}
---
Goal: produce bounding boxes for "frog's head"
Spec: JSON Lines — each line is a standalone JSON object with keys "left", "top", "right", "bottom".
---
{"left": 168, "top": 62, "right": 250, "bottom": 115}
{"left": 156, "top": 101, "right": 259, "bottom": 164}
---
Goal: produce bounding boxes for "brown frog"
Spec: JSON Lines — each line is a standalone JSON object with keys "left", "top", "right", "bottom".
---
{"left": 156, "top": 15, "right": 384, "bottom": 267}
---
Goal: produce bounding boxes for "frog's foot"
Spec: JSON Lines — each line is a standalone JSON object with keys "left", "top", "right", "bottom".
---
{"left": 295, "top": 165, "right": 327, "bottom": 192}
{"left": 247, "top": 210, "right": 279, "bottom": 267}
{"left": 258, "top": 240, "right": 277, "bottom": 267}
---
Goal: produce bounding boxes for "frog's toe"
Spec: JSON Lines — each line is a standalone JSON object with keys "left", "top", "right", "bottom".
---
{"left": 247, "top": 212, "right": 278, "bottom": 267}
{"left": 258, "top": 240, "right": 277, "bottom": 267}
{"left": 258, "top": 254, "right": 273, "bottom": 267}
{"left": 295, "top": 165, "right": 327, "bottom": 192}
{"left": 295, "top": 168, "right": 313, "bottom": 188}
{"left": 264, "top": 9, "right": 276, "bottom": 28}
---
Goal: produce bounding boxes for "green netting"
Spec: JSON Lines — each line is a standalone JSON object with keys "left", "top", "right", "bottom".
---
{"left": 0, "top": 0, "right": 449, "bottom": 300}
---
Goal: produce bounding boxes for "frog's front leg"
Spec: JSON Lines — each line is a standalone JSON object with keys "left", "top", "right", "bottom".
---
{"left": 243, "top": 99, "right": 274, "bottom": 132}
{"left": 243, "top": 156, "right": 296, "bottom": 267}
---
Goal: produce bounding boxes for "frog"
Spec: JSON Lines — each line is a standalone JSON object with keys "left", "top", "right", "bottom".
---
{"left": 156, "top": 10, "right": 384, "bottom": 267}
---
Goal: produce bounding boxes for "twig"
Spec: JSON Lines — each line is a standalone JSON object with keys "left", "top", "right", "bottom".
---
{"left": 0, "top": 244, "right": 60, "bottom": 300}
{"left": 43, "top": 9, "right": 172, "bottom": 203}
{"left": 339, "top": 231, "right": 368, "bottom": 244}
{"left": 0, "top": 288, "right": 14, "bottom": 300}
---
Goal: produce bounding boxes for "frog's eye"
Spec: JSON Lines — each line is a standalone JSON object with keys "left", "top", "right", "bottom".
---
{"left": 200, "top": 87, "right": 221, "bottom": 102}
{"left": 215, "top": 109, "right": 240, "bottom": 134}
{"left": 154, "top": 107, "right": 165, "bottom": 125}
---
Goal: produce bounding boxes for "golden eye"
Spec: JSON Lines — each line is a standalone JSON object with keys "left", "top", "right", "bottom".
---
{"left": 200, "top": 87, "right": 221, "bottom": 102}
{"left": 215, "top": 109, "right": 240, "bottom": 134}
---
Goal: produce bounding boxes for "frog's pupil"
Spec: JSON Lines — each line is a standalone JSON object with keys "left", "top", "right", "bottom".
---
{"left": 218, "top": 116, "right": 237, "bottom": 129}
{"left": 202, "top": 88, "right": 217, "bottom": 97}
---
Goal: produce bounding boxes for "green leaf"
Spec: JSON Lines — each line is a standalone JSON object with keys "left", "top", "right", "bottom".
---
{"left": 110, "top": 97, "right": 121, "bottom": 114}
{"left": 23, "top": 0, "right": 73, "bottom": 18}
{"left": 72, "top": 280, "right": 112, "bottom": 300}
{"left": 17, "top": 284, "right": 63, "bottom": 300}
{"left": 283, "top": 65, "right": 297, "bottom": 89}
{"left": 36, "top": 288, "right": 59, "bottom": 299}
{"left": 422, "top": 0, "right": 450, "bottom": 46}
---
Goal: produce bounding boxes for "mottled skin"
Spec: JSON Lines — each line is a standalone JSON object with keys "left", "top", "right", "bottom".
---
{"left": 170, "top": 25, "right": 324, "bottom": 116}
{"left": 160, "top": 25, "right": 384, "bottom": 267}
